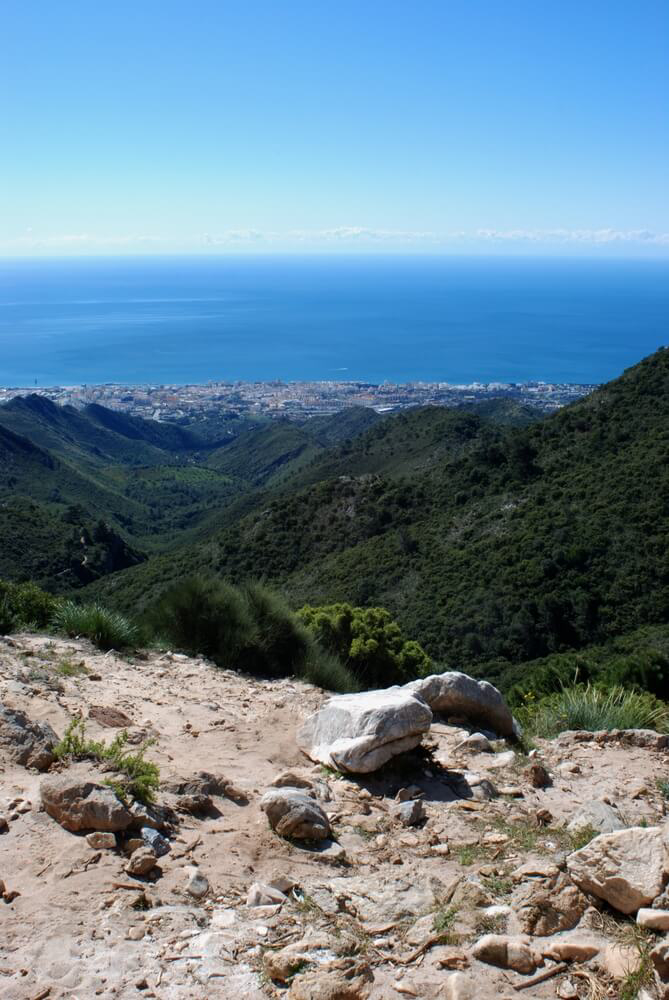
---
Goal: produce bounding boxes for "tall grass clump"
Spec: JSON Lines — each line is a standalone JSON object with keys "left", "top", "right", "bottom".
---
{"left": 518, "top": 683, "right": 669, "bottom": 739}
{"left": 52, "top": 600, "right": 139, "bottom": 651}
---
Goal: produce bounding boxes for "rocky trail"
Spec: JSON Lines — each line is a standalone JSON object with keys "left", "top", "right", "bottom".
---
{"left": 1, "top": 633, "right": 669, "bottom": 999}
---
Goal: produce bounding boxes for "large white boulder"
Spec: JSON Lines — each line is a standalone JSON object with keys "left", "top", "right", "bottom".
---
{"left": 297, "top": 687, "right": 432, "bottom": 774}
{"left": 567, "top": 825, "right": 669, "bottom": 914}
{"left": 405, "top": 671, "right": 517, "bottom": 738}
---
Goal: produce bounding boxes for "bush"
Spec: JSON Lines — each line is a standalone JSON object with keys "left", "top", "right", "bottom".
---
{"left": 52, "top": 601, "right": 139, "bottom": 650}
{"left": 148, "top": 576, "right": 257, "bottom": 665}
{"left": 297, "top": 602, "right": 432, "bottom": 688}
{"left": 517, "top": 683, "right": 669, "bottom": 739}
{"left": 54, "top": 717, "right": 159, "bottom": 804}
{"left": 237, "top": 582, "right": 311, "bottom": 678}
{"left": 300, "top": 645, "right": 359, "bottom": 693}
{"left": 0, "top": 580, "right": 58, "bottom": 632}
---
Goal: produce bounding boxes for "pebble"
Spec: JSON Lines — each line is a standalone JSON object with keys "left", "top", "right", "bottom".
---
{"left": 185, "top": 866, "right": 209, "bottom": 899}
{"left": 87, "top": 832, "right": 117, "bottom": 850}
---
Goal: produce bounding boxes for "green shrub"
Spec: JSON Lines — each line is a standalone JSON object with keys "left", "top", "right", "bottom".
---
{"left": 52, "top": 601, "right": 139, "bottom": 650}
{"left": 54, "top": 717, "right": 159, "bottom": 804}
{"left": 147, "top": 576, "right": 254, "bottom": 664}
{"left": 517, "top": 683, "right": 669, "bottom": 739}
{"left": 300, "top": 645, "right": 359, "bottom": 693}
{"left": 237, "top": 581, "right": 311, "bottom": 678}
{"left": 149, "top": 576, "right": 357, "bottom": 691}
{"left": 0, "top": 580, "right": 58, "bottom": 632}
{"left": 297, "top": 602, "right": 432, "bottom": 688}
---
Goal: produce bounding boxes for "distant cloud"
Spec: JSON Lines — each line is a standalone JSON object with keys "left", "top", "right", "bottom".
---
{"left": 1, "top": 226, "right": 668, "bottom": 254}
{"left": 475, "top": 228, "right": 669, "bottom": 246}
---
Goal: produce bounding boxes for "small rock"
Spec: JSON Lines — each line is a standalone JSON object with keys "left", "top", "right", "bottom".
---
{"left": 0, "top": 816, "right": 8, "bottom": 834}
{"left": 125, "top": 847, "right": 157, "bottom": 876}
{"left": 86, "top": 831, "right": 116, "bottom": 849}
{"left": 650, "top": 939, "right": 669, "bottom": 981}
{"left": 526, "top": 762, "right": 551, "bottom": 788}
{"left": 395, "top": 785, "right": 423, "bottom": 802}
{"left": 391, "top": 799, "right": 426, "bottom": 827}
{"left": 541, "top": 934, "right": 601, "bottom": 962}
{"left": 455, "top": 732, "right": 493, "bottom": 753}
{"left": 185, "top": 866, "right": 209, "bottom": 899}
{"left": 637, "top": 908, "right": 669, "bottom": 931}
{"left": 556, "top": 979, "right": 579, "bottom": 999}
{"left": 431, "top": 843, "right": 450, "bottom": 857}
{"left": 0, "top": 706, "right": 58, "bottom": 770}
{"left": 470, "top": 934, "right": 540, "bottom": 974}
{"left": 246, "top": 882, "right": 287, "bottom": 906}
{"left": 567, "top": 799, "right": 625, "bottom": 835}
{"left": 260, "top": 787, "right": 331, "bottom": 841}
{"left": 141, "top": 826, "right": 170, "bottom": 857}
{"left": 89, "top": 705, "right": 133, "bottom": 727}
{"left": 41, "top": 774, "right": 133, "bottom": 832}
{"left": 126, "top": 925, "right": 145, "bottom": 940}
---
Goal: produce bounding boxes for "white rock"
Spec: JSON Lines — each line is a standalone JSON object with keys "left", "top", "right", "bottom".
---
{"left": 637, "top": 908, "right": 669, "bottom": 931}
{"left": 405, "top": 671, "right": 517, "bottom": 738}
{"left": 260, "top": 786, "right": 331, "bottom": 840}
{"left": 566, "top": 799, "right": 625, "bottom": 835}
{"left": 567, "top": 826, "right": 669, "bottom": 915}
{"left": 246, "top": 882, "right": 287, "bottom": 906}
{"left": 297, "top": 687, "right": 432, "bottom": 773}
{"left": 185, "top": 866, "right": 209, "bottom": 899}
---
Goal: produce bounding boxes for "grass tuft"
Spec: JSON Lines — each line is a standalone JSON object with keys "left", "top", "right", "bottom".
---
{"left": 52, "top": 601, "right": 139, "bottom": 650}
{"left": 517, "top": 683, "right": 669, "bottom": 738}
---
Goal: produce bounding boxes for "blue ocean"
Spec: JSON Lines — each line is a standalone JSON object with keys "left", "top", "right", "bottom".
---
{"left": 0, "top": 255, "right": 667, "bottom": 387}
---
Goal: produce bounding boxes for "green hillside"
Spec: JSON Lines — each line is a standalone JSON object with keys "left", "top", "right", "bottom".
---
{"left": 87, "top": 348, "right": 669, "bottom": 679}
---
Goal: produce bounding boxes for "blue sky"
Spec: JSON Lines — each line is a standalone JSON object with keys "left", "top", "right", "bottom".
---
{"left": 2, "top": 0, "right": 667, "bottom": 256}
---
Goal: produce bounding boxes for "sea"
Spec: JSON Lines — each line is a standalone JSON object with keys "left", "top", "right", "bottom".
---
{"left": 0, "top": 255, "right": 667, "bottom": 387}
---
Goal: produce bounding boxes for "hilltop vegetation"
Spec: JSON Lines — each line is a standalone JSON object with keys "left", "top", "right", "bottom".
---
{"left": 2, "top": 348, "right": 669, "bottom": 698}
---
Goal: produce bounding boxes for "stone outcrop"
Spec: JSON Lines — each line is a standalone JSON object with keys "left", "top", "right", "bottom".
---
{"left": 0, "top": 706, "right": 58, "bottom": 770}
{"left": 297, "top": 687, "right": 432, "bottom": 773}
{"left": 567, "top": 825, "right": 669, "bottom": 914}
{"left": 41, "top": 773, "right": 133, "bottom": 832}
{"left": 405, "top": 671, "right": 517, "bottom": 738}
{"left": 260, "top": 786, "right": 331, "bottom": 841}
{"left": 566, "top": 799, "right": 625, "bottom": 835}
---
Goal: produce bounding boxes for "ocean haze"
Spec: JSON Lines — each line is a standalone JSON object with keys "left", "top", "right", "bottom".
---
{"left": 1, "top": 255, "right": 667, "bottom": 387}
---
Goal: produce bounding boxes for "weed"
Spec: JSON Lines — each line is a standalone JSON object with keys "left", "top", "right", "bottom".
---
{"left": 475, "top": 912, "right": 508, "bottom": 934}
{"left": 567, "top": 823, "right": 599, "bottom": 851}
{"left": 457, "top": 844, "right": 487, "bottom": 866}
{"left": 480, "top": 873, "right": 513, "bottom": 897}
{"left": 619, "top": 924, "right": 656, "bottom": 1000}
{"left": 56, "top": 658, "right": 89, "bottom": 677}
{"left": 432, "top": 906, "right": 460, "bottom": 944}
{"left": 54, "top": 717, "right": 159, "bottom": 804}
{"left": 656, "top": 778, "right": 669, "bottom": 799}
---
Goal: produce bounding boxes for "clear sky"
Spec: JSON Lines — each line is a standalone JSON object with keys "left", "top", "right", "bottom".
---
{"left": 2, "top": 0, "right": 667, "bottom": 256}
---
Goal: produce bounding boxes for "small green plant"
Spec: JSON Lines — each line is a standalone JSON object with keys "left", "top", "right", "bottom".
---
{"left": 475, "top": 912, "right": 508, "bottom": 934}
{"left": 56, "top": 658, "right": 89, "bottom": 677}
{"left": 54, "top": 718, "right": 159, "bottom": 804}
{"left": 457, "top": 844, "right": 485, "bottom": 866}
{"left": 432, "top": 905, "right": 459, "bottom": 943}
{"left": 619, "top": 925, "right": 656, "bottom": 1000}
{"left": 480, "top": 873, "right": 513, "bottom": 897}
{"left": 568, "top": 823, "right": 599, "bottom": 851}
{"left": 52, "top": 601, "right": 139, "bottom": 651}
{"left": 656, "top": 778, "right": 669, "bottom": 799}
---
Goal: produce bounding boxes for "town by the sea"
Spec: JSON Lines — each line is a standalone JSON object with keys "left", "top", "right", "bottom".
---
{"left": 1, "top": 255, "right": 667, "bottom": 390}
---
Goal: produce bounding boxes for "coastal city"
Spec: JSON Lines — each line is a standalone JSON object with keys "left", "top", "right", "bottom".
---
{"left": 0, "top": 378, "right": 596, "bottom": 422}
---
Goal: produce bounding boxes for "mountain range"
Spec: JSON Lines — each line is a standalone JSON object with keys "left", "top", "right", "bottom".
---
{"left": 2, "top": 348, "right": 668, "bottom": 690}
